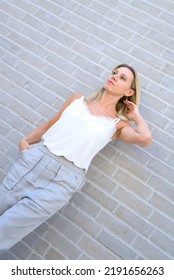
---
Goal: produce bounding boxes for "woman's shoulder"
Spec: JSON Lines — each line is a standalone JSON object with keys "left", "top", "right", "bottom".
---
{"left": 69, "top": 92, "right": 84, "bottom": 101}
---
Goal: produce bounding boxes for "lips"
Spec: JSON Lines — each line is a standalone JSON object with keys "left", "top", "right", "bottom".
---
{"left": 107, "top": 80, "right": 114, "bottom": 86}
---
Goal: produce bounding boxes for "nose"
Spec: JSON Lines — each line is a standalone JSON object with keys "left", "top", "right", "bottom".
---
{"left": 111, "top": 73, "right": 117, "bottom": 81}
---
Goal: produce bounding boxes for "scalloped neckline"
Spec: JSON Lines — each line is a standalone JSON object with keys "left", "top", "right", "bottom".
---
{"left": 82, "top": 97, "right": 120, "bottom": 122}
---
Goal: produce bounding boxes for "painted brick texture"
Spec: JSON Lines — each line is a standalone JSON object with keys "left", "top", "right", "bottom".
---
{"left": 0, "top": 0, "right": 173, "bottom": 260}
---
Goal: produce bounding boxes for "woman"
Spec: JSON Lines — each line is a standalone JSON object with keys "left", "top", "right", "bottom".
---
{"left": 0, "top": 64, "right": 151, "bottom": 252}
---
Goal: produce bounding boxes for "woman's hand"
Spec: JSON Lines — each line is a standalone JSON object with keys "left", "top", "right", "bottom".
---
{"left": 124, "top": 100, "right": 140, "bottom": 121}
{"left": 18, "top": 138, "right": 30, "bottom": 152}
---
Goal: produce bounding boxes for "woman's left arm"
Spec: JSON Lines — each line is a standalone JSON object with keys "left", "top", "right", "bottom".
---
{"left": 118, "top": 101, "right": 152, "bottom": 147}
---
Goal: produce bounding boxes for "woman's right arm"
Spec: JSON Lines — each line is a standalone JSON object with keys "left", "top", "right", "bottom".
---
{"left": 19, "top": 93, "right": 82, "bottom": 151}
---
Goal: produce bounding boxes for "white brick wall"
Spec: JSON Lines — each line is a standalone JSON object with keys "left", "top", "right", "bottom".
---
{"left": 0, "top": 0, "right": 174, "bottom": 259}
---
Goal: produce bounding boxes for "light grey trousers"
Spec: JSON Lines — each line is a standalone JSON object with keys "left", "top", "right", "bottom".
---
{"left": 0, "top": 141, "right": 85, "bottom": 253}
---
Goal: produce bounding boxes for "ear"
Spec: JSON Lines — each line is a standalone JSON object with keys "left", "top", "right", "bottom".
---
{"left": 125, "top": 88, "right": 135, "bottom": 97}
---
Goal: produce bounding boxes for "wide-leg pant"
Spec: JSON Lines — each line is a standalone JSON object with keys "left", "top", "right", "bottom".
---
{"left": 0, "top": 141, "right": 85, "bottom": 253}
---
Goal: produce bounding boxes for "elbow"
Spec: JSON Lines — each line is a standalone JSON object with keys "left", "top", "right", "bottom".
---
{"left": 140, "top": 134, "right": 152, "bottom": 147}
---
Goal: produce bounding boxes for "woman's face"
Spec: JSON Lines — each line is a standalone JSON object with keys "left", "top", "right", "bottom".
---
{"left": 104, "top": 67, "right": 135, "bottom": 97}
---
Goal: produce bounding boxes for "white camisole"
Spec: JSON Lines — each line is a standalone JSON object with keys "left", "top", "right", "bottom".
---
{"left": 42, "top": 96, "right": 120, "bottom": 172}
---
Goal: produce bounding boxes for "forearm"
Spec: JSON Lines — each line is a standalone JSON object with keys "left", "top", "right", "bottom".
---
{"left": 19, "top": 122, "right": 49, "bottom": 151}
{"left": 133, "top": 113, "right": 152, "bottom": 144}
{"left": 23, "top": 123, "right": 48, "bottom": 144}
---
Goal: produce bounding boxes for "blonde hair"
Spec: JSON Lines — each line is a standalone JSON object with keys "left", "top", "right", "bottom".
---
{"left": 85, "top": 64, "right": 140, "bottom": 121}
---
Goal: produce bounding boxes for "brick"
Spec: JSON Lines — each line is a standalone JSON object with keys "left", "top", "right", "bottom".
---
{"left": 72, "top": 192, "right": 100, "bottom": 217}
{"left": 86, "top": 166, "right": 116, "bottom": 193}
{"left": 133, "top": 236, "right": 170, "bottom": 259}
{"left": 140, "top": 91, "right": 167, "bottom": 114}
{"left": 9, "top": 99, "right": 41, "bottom": 123}
{"left": 0, "top": 35, "right": 21, "bottom": 54}
{"left": 73, "top": 56, "right": 104, "bottom": 77}
{"left": 166, "top": 122, "right": 174, "bottom": 135}
{"left": 150, "top": 230, "right": 174, "bottom": 258}
{"left": 47, "top": 213, "right": 83, "bottom": 242}
{"left": 45, "top": 247, "right": 65, "bottom": 260}
{"left": 97, "top": 229, "right": 137, "bottom": 259}
{"left": 20, "top": 25, "right": 49, "bottom": 46}
{"left": 148, "top": 158, "right": 174, "bottom": 184}
{"left": 113, "top": 140, "right": 150, "bottom": 165}
{"left": 147, "top": 83, "right": 173, "bottom": 105}
{"left": 23, "top": 232, "right": 49, "bottom": 255}
{"left": 0, "top": 106, "right": 25, "bottom": 130}
{"left": 0, "top": 251, "right": 17, "bottom": 260}
{"left": 36, "top": 0, "right": 63, "bottom": 15}
{"left": 22, "top": 13, "right": 48, "bottom": 33}
{"left": 131, "top": 0, "right": 161, "bottom": 16}
{"left": 92, "top": 154, "right": 116, "bottom": 175}
{"left": 117, "top": 2, "right": 147, "bottom": 22}
{"left": 46, "top": 53, "right": 75, "bottom": 74}
{"left": 89, "top": 1, "right": 117, "bottom": 20}
{"left": 34, "top": 9, "right": 62, "bottom": 29}
{"left": 149, "top": 211, "right": 174, "bottom": 237}
{"left": 147, "top": 0, "right": 174, "bottom": 13}
{"left": 101, "top": 20, "right": 133, "bottom": 41}
{"left": 145, "top": 17, "right": 174, "bottom": 38}
{"left": 82, "top": 182, "right": 117, "bottom": 212}
{"left": 44, "top": 65, "right": 75, "bottom": 86}
{"left": 27, "top": 253, "right": 43, "bottom": 260}
{"left": 163, "top": 49, "right": 174, "bottom": 64}
{"left": 8, "top": 0, "right": 38, "bottom": 14}
{"left": 62, "top": 203, "right": 101, "bottom": 237}
{"left": 32, "top": 45, "right": 49, "bottom": 59}
{"left": 19, "top": 49, "right": 47, "bottom": 70}
{"left": 113, "top": 153, "right": 151, "bottom": 181}
{"left": 10, "top": 86, "right": 41, "bottom": 110}
{"left": 160, "top": 11, "right": 174, "bottom": 26}
{"left": 0, "top": 1, "right": 24, "bottom": 20}
{"left": 131, "top": 47, "right": 165, "bottom": 69}
{"left": 113, "top": 186, "right": 152, "bottom": 218}
{"left": 97, "top": 210, "right": 135, "bottom": 242}
{"left": 46, "top": 27, "right": 75, "bottom": 47}
{"left": 15, "top": 61, "right": 44, "bottom": 83}
{"left": 72, "top": 41, "right": 101, "bottom": 63}
{"left": 114, "top": 169, "right": 151, "bottom": 199}
{"left": 0, "top": 90, "right": 13, "bottom": 106}
{"left": 162, "top": 76, "right": 174, "bottom": 91}
{"left": 2, "top": 52, "right": 18, "bottom": 68}
{"left": 53, "top": 0, "right": 77, "bottom": 9}
{"left": 25, "top": 81, "right": 58, "bottom": 105}
{"left": 7, "top": 31, "right": 35, "bottom": 51}
{"left": 44, "top": 228, "right": 81, "bottom": 259}
{"left": 145, "top": 141, "right": 169, "bottom": 161}
{"left": 149, "top": 193, "right": 174, "bottom": 219}
{"left": 42, "top": 78, "right": 70, "bottom": 100}
{"left": 73, "top": 68, "right": 102, "bottom": 89}
{"left": 165, "top": 107, "right": 173, "bottom": 121}
{"left": 141, "top": 106, "right": 168, "bottom": 129}
{"left": 75, "top": 6, "right": 105, "bottom": 26}
{"left": 46, "top": 40, "right": 76, "bottom": 61}
{"left": 116, "top": 205, "right": 153, "bottom": 237}
{"left": 79, "top": 235, "right": 118, "bottom": 260}
{"left": 147, "top": 30, "right": 174, "bottom": 51}
{"left": 59, "top": 10, "right": 89, "bottom": 29}
{"left": 34, "top": 222, "right": 49, "bottom": 237}
{"left": 10, "top": 242, "right": 31, "bottom": 259}
{"left": 131, "top": 34, "right": 164, "bottom": 56}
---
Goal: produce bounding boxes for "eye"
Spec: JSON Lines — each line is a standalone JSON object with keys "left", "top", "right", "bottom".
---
{"left": 112, "top": 70, "right": 118, "bottom": 75}
{"left": 120, "top": 76, "right": 126, "bottom": 81}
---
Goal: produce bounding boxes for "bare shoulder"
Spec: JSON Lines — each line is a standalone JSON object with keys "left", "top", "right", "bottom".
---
{"left": 68, "top": 92, "right": 84, "bottom": 102}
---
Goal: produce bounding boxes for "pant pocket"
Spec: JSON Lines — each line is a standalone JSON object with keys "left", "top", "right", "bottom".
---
{"left": 2, "top": 145, "right": 44, "bottom": 191}
{"left": 33, "top": 164, "right": 84, "bottom": 215}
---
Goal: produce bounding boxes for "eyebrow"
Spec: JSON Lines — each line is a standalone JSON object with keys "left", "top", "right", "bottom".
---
{"left": 113, "top": 69, "right": 128, "bottom": 78}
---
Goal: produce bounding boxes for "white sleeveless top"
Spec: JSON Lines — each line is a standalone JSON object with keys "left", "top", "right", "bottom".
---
{"left": 42, "top": 96, "right": 120, "bottom": 172}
